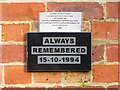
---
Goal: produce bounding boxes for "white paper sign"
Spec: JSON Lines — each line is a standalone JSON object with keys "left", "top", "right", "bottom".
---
{"left": 39, "top": 12, "right": 82, "bottom": 32}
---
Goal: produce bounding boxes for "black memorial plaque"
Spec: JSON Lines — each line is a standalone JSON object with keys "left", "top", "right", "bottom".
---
{"left": 27, "top": 32, "right": 91, "bottom": 71}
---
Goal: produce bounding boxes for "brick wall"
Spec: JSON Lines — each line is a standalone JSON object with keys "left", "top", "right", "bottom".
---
{"left": 0, "top": 0, "right": 119, "bottom": 90}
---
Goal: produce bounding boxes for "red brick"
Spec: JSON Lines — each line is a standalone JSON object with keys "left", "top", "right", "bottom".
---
{"left": 107, "top": 2, "right": 119, "bottom": 18}
{"left": 2, "top": 3, "right": 45, "bottom": 21}
{"left": 0, "top": 45, "right": 1, "bottom": 63}
{"left": 48, "top": 86, "right": 105, "bottom": 90}
{"left": 26, "top": 86, "right": 46, "bottom": 89}
{"left": 2, "top": 24, "right": 30, "bottom": 42}
{"left": 4, "top": 65, "right": 31, "bottom": 84}
{"left": 48, "top": 2, "right": 104, "bottom": 19}
{"left": 118, "top": 43, "right": 120, "bottom": 62}
{"left": 48, "top": 87, "right": 80, "bottom": 90}
{"left": 0, "top": 66, "right": 2, "bottom": 84}
{"left": 26, "top": 88, "right": 45, "bottom": 90}
{"left": 83, "top": 86, "right": 105, "bottom": 90}
{"left": 108, "top": 85, "right": 119, "bottom": 90}
{"left": 108, "top": 85, "right": 120, "bottom": 88}
{"left": 34, "top": 72, "right": 61, "bottom": 83}
{"left": 92, "top": 22, "right": 118, "bottom": 40}
{"left": 93, "top": 65, "right": 118, "bottom": 83}
{"left": 0, "top": 3, "right": 2, "bottom": 21}
{"left": 2, "top": 45, "right": 25, "bottom": 63}
{"left": 106, "top": 44, "right": 118, "bottom": 62}
{"left": 2, "top": 88, "right": 45, "bottom": 90}
{"left": 92, "top": 45, "right": 104, "bottom": 62}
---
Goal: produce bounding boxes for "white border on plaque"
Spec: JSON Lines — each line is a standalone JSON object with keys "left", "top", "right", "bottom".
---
{"left": 39, "top": 12, "right": 82, "bottom": 32}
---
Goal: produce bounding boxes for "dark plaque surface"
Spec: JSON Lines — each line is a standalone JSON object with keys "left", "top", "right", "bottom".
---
{"left": 27, "top": 32, "right": 91, "bottom": 71}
